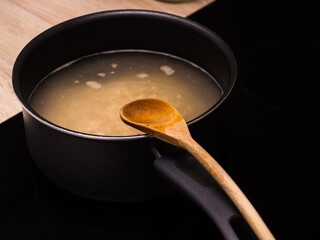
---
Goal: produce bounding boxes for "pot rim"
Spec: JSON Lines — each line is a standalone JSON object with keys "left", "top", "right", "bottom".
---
{"left": 12, "top": 9, "right": 237, "bottom": 141}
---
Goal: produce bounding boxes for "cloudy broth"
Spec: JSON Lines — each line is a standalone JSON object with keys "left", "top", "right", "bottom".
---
{"left": 28, "top": 50, "right": 223, "bottom": 136}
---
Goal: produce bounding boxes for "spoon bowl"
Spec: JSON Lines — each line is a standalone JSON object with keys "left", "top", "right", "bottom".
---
{"left": 120, "top": 98, "right": 188, "bottom": 147}
{"left": 120, "top": 98, "right": 180, "bottom": 125}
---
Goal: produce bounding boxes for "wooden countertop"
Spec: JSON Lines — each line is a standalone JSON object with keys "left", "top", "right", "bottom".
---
{"left": 0, "top": 0, "right": 214, "bottom": 124}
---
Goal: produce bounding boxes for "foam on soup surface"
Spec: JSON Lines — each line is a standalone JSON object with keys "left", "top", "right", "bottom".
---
{"left": 28, "top": 50, "right": 223, "bottom": 136}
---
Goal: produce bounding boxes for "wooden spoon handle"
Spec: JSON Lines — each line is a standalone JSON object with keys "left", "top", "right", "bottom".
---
{"left": 181, "top": 137, "right": 275, "bottom": 240}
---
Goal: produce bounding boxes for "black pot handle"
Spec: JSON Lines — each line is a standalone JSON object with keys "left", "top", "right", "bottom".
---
{"left": 153, "top": 149, "right": 256, "bottom": 240}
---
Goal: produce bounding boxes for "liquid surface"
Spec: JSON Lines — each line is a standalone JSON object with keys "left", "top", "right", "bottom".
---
{"left": 29, "top": 50, "right": 222, "bottom": 136}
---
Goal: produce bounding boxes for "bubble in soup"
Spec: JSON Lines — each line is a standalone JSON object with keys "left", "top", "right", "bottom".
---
{"left": 28, "top": 50, "right": 223, "bottom": 136}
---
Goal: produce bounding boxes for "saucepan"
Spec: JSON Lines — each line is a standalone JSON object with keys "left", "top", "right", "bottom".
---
{"left": 12, "top": 10, "right": 248, "bottom": 239}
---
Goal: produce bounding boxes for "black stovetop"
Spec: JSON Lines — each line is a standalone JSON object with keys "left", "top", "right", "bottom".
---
{"left": 1, "top": 0, "right": 319, "bottom": 239}
{"left": 189, "top": 1, "right": 319, "bottom": 239}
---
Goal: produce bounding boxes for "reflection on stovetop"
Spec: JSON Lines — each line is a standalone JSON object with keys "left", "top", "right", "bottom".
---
{"left": 0, "top": 113, "right": 223, "bottom": 240}
{"left": 32, "top": 165, "right": 217, "bottom": 239}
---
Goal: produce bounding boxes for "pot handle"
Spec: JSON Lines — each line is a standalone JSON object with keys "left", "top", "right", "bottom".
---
{"left": 153, "top": 149, "right": 256, "bottom": 240}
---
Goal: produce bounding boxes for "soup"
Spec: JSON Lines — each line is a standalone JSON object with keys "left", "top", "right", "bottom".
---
{"left": 28, "top": 50, "right": 223, "bottom": 136}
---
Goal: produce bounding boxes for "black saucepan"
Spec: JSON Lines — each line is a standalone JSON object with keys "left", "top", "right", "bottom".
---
{"left": 12, "top": 10, "right": 248, "bottom": 239}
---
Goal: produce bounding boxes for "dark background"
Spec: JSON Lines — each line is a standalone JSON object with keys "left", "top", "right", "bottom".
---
{"left": 190, "top": 0, "right": 320, "bottom": 239}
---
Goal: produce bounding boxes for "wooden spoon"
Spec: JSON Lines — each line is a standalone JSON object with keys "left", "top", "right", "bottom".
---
{"left": 120, "top": 98, "right": 275, "bottom": 240}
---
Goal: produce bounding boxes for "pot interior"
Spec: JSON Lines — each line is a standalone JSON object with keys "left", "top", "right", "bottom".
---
{"left": 13, "top": 10, "right": 236, "bottom": 133}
